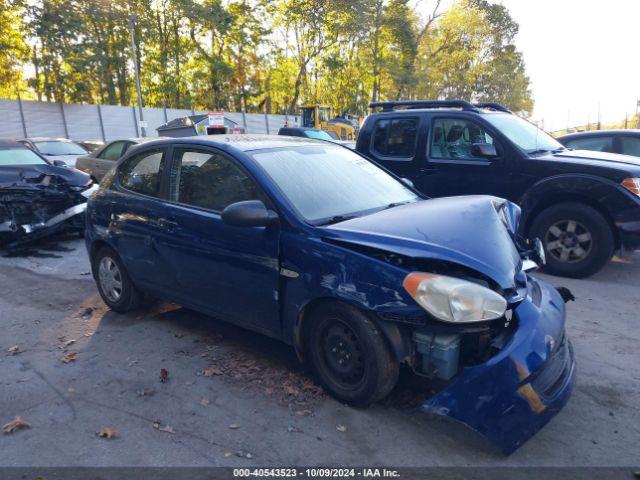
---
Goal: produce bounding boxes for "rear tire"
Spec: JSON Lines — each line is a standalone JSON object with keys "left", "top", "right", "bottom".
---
{"left": 92, "top": 246, "right": 142, "bottom": 312}
{"left": 305, "top": 302, "right": 399, "bottom": 407}
{"left": 530, "top": 202, "right": 614, "bottom": 278}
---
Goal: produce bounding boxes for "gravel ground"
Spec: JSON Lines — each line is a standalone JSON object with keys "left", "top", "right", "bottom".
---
{"left": 0, "top": 236, "right": 639, "bottom": 467}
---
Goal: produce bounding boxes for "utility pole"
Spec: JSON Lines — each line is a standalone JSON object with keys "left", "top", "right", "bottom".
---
{"left": 128, "top": 15, "right": 146, "bottom": 137}
{"left": 636, "top": 99, "right": 640, "bottom": 129}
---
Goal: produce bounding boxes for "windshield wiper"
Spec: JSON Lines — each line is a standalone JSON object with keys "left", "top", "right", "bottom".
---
{"left": 315, "top": 214, "right": 358, "bottom": 226}
{"left": 385, "top": 201, "right": 413, "bottom": 209}
{"left": 528, "top": 148, "right": 550, "bottom": 155}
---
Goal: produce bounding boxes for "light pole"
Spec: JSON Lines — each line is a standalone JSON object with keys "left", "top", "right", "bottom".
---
{"left": 128, "top": 15, "right": 146, "bottom": 137}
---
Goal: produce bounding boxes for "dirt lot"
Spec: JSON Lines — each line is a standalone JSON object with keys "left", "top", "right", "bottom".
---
{"left": 0, "top": 236, "right": 639, "bottom": 467}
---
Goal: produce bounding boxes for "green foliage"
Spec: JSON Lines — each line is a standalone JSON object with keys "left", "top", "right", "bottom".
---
{"left": 2, "top": 0, "right": 534, "bottom": 116}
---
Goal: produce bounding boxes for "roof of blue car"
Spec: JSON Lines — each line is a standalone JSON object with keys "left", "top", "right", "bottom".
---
{"left": 138, "top": 134, "right": 326, "bottom": 152}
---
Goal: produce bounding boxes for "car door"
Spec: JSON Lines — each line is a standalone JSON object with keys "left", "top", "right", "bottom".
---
{"left": 94, "top": 141, "right": 130, "bottom": 179}
{"left": 110, "top": 146, "right": 174, "bottom": 292}
{"left": 416, "top": 115, "right": 514, "bottom": 199}
{"left": 618, "top": 135, "right": 640, "bottom": 157}
{"left": 365, "top": 116, "right": 424, "bottom": 180}
{"left": 153, "top": 145, "right": 281, "bottom": 336}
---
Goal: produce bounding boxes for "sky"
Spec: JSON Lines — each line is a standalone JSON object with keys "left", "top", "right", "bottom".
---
{"left": 491, "top": 0, "right": 640, "bottom": 130}
{"left": 427, "top": 0, "right": 640, "bottom": 130}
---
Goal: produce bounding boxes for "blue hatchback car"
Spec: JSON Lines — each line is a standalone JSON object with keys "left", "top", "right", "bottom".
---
{"left": 85, "top": 135, "right": 575, "bottom": 454}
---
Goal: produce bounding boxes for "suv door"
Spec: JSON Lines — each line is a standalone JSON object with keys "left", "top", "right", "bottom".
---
{"left": 156, "top": 146, "right": 281, "bottom": 336}
{"left": 365, "top": 116, "right": 423, "bottom": 179}
{"left": 418, "top": 115, "right": 514, "bottom": 198}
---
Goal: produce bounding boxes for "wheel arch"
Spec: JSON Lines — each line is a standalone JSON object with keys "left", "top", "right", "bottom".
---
{"left": 520, "top": 179, "right": 621, "bottom": 249}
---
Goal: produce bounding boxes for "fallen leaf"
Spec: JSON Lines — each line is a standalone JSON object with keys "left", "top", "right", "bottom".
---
{"left": 295, "top": 409, "right": 313, "bottom": 417}
{"left": 84, "top": 333, "right": 94, "bottom": 337}
{"left": 137, "top": 388, "right": 155, "bottom": 397}
{"left": 159, "top": 368, "right": 169, "bottom": 382}
{"left": 64, "top": 339, "right": 76, "bottom": 347}
{"left": 7, "top": 345, "right": 22, "bottom": 355}
{"left": 96, "top": 428, "right": 119, "bottom": 439}
{"left": 224, "top": 452, "right": 233, "bottom": 458}
{"left": 202, "top": 367, "right": 224, "bottom": 377}
{"left": 3, "top": 416, "right": 30, "bottom": 434}
{"left": 336, "top": 424, "right": 347, "bottom": 432}
{"left": 200, "top": 398, "right": 210, "bottom": 407}
{"left": 61, "top": 352, "right": 78, "bottom": 363}
{"left": 174, "top": 333, "right": 184, "bottom": 338}
{"left": 228, "top": 423, "right": 241, "bottom": 430}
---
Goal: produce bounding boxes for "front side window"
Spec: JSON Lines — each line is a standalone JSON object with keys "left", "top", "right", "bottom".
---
{"left": 171, "top": 149, "right": 262, "bottom": 212}
{"left": 100, "top": 141, "right": 126, "bottom": 161}
{"left": 372, "top": 118, "right": 418, "bottom": 158}
{"left": 621, "top": 137, "right": 640, "bottom": 157}
{"left": 565, "top": 136, "right": 613, "bottom": 153}
{"left": 118, "top": 149, "right": 165, "bottom": 197}
{"left": 431, "top": 118, "right": 495, "bottom": 160}
{"left": 250, "top": 145, "right": 418, "bottom": 223}
{"left": 0, "top": 147, "right": 48, "bottom": 166}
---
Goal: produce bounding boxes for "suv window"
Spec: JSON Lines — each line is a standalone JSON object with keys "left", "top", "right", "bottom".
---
{"left": 118, "top": 149, "right": 166, "bottom": 197}
{"left": 431, "top": 118, "right": 495, "bottom": 160}
{"left": 171, "top": 149, "right": 262, "bottom": 212}
{"left": 371, "top": 118, "right": 418, "bottom": 158}
{"left": 100, "top": 141, "right": 126, "bottom": 161}
{"left": 564, "top": 136, "right": 613, "bottom": 153}
{"left": 621, "top": 137, "right": 640, "bottom": 157}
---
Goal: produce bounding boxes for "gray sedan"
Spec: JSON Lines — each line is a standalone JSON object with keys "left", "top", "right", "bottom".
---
{"left": 75, "top": 138, "right": 157, "bottom": 181}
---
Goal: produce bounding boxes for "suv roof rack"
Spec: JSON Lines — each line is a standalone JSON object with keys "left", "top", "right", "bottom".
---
{"left": 368, "top": 100, "right": 512, "bottom": 114}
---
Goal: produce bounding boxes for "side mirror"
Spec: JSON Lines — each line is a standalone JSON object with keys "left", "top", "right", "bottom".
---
{"left": 471, "top": 143, "right": 498, "bottom": 158}
{"left": 52, "top": 159, "right": 68, "bottom": 167}
{"left": 401, "top": 177, "right": 414, "bottom": 188}
{"left": 221, "top": 200, "right": 278, "bottom": 228}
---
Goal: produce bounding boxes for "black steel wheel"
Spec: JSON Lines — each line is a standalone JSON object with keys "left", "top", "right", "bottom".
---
{"left": 305, "top": 302, "right": 399, "bottom": 407}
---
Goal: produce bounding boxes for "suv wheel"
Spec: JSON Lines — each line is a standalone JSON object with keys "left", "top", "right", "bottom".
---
{"left": 305, "top": 302, "right": 399, "bottom": 407}
{"left": 92, "top": 246, "right": 142, "bottom": 312}
{"left": 530, "top": 202, "right": 614, "bottom": 278}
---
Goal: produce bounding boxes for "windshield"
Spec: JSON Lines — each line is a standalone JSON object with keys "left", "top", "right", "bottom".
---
{"left": 0, "top": 148, "right": 48, "bottom": 166}
{"left": 304, "top": 129, "right": 333, "bottom": 141}
{"left": 251, "top": 145, "right": 419, "bottom": 223}
{"left": 484, "top": 113, "right": 563, "bottom": 154}
{"left": 34, "top": 141, "right": 87, "bottom": 156}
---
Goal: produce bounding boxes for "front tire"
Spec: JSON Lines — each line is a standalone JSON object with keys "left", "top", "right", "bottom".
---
{"left": 530, "top": 202, "right": 614, "bottom": 278}
{"left": 305, "top": 302, "right": 399, "bottom": 407}
{"left": 92, "top": 246, "right": 142, "bottom": 312}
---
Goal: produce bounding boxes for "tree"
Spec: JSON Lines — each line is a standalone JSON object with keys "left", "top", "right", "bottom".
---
{"left": 0, "top": 0, "right": 29, "bottom": 98}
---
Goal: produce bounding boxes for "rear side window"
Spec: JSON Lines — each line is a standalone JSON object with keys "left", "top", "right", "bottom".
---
{"left": 100, "top": 141, "right": 126, "bottom": 161}
{"left": 371, "top": 118, "right": 418, "bottom": 158}
{"left": 621, "top": 137, "right": 640, "bottom": 156}
{"left": 170, "top": 149, "right": 262, "bottom": 212}
{"left": 118, "top": 149, "right": 165, "bottom": 197}
{"left": 565, "top": 136, "right": 613, "bottom": 153}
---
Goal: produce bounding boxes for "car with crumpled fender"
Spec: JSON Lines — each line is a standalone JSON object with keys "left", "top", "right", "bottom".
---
{"left": 84, "top": 135, "right": 576, "bottom": 454}
{"left": 0, "top": 140, "right": 97, "bottom": 248}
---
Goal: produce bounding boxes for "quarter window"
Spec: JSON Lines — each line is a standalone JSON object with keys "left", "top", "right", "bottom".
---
{"left": 171, "top": 149, "right": 262, "bottom": 212}
{"left": 118, "top": 149, "right": 165, "bottom": 197}
{"left": 621, "top": 137, "right": 640, "bottom": 157}
{"left": 565, "top": 136, "right": 613, "bottom": 153}
{"left": 100, "top": 141, "right": 126, "bottom": 161}
{"left": 431, "top": 118, "right": 495, "bottom": 160}
{"left": 371, "top": 118, "right": 418, "bottom": 158}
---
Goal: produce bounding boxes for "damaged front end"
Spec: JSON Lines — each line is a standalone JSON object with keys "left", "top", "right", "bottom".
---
{"left": 0, "top": 170, "right": 97, "bottom": 249}
{"left": 322, "top": 195, "right": 575, "bottom": 454}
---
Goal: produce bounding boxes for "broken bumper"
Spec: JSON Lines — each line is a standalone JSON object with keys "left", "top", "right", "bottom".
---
{"left": 421, "top": 276, "right": 576, "bottom": 454}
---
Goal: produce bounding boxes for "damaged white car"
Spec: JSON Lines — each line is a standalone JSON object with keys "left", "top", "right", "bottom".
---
{"left": 0, "top": 141, "right": 97, "bottom": 249}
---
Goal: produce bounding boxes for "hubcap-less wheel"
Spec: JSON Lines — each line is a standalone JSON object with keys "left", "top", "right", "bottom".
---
{"left": 545, "top": 220, "right": 593, "bottom": 263}
{"left": 98, "top": 256, "right": 123, "bottom": 303}
{"left": 321, "top": 319, "right": 365, "bottom": 389}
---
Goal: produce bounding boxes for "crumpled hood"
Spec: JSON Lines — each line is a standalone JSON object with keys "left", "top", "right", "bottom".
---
{"left": 0, "top": 163, "right": 90, "bottom": 188}
{"left": 322, "top": 196, "right": 522, "bottom": 290}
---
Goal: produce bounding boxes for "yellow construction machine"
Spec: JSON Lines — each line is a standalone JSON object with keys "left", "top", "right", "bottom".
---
{"left": 299, "top": 105, "right": 359, "bottom": 140}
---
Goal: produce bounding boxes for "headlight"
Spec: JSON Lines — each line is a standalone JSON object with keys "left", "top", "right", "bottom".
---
{"left": 621, "top": 178, "right": 640, "bottom": 196}
{"left": 403, "top": 272, "right": 507, "bottom": 323}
